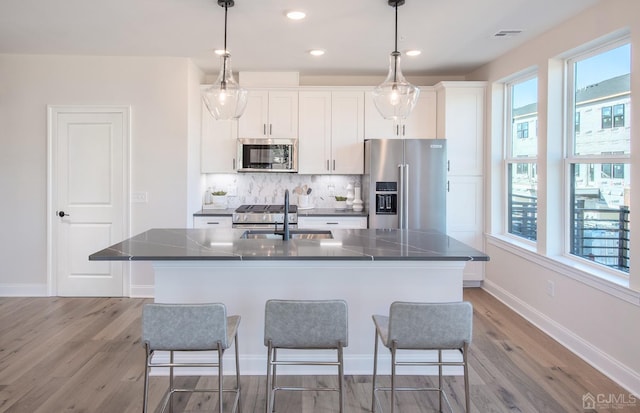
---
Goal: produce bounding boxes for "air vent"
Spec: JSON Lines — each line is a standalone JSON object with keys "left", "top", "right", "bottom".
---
{"left": 493, "top": 30, "right": 523, "bottom": 38}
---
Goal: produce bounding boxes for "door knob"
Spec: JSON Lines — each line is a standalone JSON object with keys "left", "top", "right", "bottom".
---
{"left": 57, "top": 211, "right": 70, "bottom": 218}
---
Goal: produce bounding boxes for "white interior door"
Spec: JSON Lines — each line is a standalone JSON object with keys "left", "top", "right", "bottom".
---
{"left": 49, "top": 106, "right": 129, "bottom": 296}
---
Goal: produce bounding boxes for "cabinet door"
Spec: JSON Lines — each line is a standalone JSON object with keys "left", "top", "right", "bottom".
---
{"left": 268, "top": 91, "right": 298, "bottom": 139}
{"left": 238, "top": 90, "right": 269, "bottom": 138}
{"left": 201, "top": 104, "right": 238, "bottom": 173}
{"left": 402, "top": 88, "right": 437, "bottom": 138}
{"left": 299, "top": 91, "right": 332, "bottom": 174}
{"left": 298, "top": 216, "right": 367, "bottom": 229}
{"left": 332, "top": 91, "right": 364, "bottom": 174}
{"left": 193, "top": 216, "right": 233, "bottom": 228}
{"left": 364, "top": 91, "right": 397, "bottom": 139}
{"left": 436, "top": 83, "right": 485, "bottom": 176}
{"left": 365, "top": 88, "right": 437, "bottom": 139}
{"left": 446, "top": 175, "right": 484, "bottom": 282}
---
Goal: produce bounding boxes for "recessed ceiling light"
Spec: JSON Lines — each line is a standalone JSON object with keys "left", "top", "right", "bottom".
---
{"left": 406, "top": 50, "right": 421, "bottom": 57}
{"left": 214, "top": 49, "right": 227, "bottom": 56}
{"left": 286, "top": 10, "right": 306, "bottom": 20}
{"left": 309, "top": 49, "right": 325, "bottom": 56}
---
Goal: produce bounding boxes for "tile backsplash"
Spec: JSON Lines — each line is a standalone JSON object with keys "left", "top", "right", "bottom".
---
{"left": 203, "top": 174, "right": 362, "bottom": 209}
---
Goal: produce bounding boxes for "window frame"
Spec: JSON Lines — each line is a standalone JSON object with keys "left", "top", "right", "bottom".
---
{"left": 564, "top": 38, "right": 631, "bottom": 277}
{"left": 504, "top": 72, "right": 539, "bottom": 244}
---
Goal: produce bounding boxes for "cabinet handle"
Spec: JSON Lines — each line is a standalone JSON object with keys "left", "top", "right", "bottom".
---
{"left": 326, "top": 160, "right": 330, "bottom": 171}
{"left": 207, "top": 222, "right": 221, "bottom": 225}
{"left": 402, "top": 125, "right": 406, "bottom": 135}
{"left": 326, "top": 222, "right": 339, "bottom": 225}
{"left": 263, "top": 124, "right": 266, "bottom": 135}
{"left": 396, "top": 124, "right": 399, "bottom": 135}
{"left": 233, "top": 158, "right": 236, "bottom": 170}
{"left": 333, "top": 160, "right": 336, "bottom": 170}
{"left": 269, "top": 124, "right": 272, "bottom": 135}
{"left": 447, "top": 160, "right": 450, "bottom": 172}
{"left": 447, "top": 181, "right": 450, "bottom": 192}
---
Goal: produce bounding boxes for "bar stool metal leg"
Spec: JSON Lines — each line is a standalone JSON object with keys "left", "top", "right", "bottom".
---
{"left": 372, "top": 329, "right": 379, "bottom": 413}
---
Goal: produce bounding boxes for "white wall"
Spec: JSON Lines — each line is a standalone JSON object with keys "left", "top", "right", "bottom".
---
{"left": 468, "top": 0, "right": 640, "bottom": 395}
{"left": 0, "top": 54, "right": 195, "bottom": 294}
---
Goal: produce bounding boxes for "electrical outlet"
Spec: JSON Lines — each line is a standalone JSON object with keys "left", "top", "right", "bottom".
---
{"left": 546, "top": 280, "right": 555, "bottom": 297}
{"left": 131, "top": 192, "right": 148, "bottom": 203}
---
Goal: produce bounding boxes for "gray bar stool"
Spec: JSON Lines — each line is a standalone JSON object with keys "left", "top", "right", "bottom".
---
{"left": 264, "top": 299, "right": 349, "bottom": 413}
{"left": 371, "top": 301, "right": 473, "bottom": 413}
{"left": 142, "top": 303, "right": 241, "bottom": 413}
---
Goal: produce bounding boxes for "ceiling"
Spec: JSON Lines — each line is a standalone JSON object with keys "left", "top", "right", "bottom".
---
{"left": 0, "top": 0, "right": 601, "bottom": 77}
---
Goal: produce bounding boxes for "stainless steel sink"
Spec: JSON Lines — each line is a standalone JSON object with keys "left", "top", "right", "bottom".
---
{"left": 240, "top": 230, "right": 334, "bottom": 240}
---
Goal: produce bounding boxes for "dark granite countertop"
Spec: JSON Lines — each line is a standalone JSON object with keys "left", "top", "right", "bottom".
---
{"left": 89, "top": 228, "right": 489, "bottom": 262}
{"left": 193, "top": 208, "right": 368, "bottom": 217}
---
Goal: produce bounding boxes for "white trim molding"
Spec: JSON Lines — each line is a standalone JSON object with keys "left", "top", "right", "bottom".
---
{"left": 483, "top": 279, "right": 640, "bottom": 396}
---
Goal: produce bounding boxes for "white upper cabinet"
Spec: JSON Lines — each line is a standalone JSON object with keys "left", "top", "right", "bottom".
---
{"left": 298, "top": 90, "right": 364, "bottom": 175}
{"left": 201, "top": 102, "right": 238, "bottom": 173}
{"left": 364, "top": 87, "right": 437, "bottom": 139}
{"left": 298, "top": 91, "right": 331, "bottom": 174}
{"left": 331, "top": 91, "right": 365, "bottom": 174}
{"left": 238, "top": 90, "right": 298, "bottom": 139}
{"left": 435, "top": 81, "right": 486, "bottom": 176}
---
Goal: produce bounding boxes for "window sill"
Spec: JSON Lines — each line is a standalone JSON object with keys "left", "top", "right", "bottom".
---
{"left": 486, "top": 234, "right": 640, "bottom": 306}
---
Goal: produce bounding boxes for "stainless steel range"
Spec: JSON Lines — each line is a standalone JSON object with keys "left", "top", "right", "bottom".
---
{"left": 232, "top": 204, "right": 298, "bottom": 229}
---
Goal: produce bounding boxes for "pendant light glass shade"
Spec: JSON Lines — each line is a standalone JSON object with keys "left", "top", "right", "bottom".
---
{"left": 372, "top": 51, "right": 420, "bottom": 121}
{"left": 203, "top": 52, "right": 248, "bottom": 120}
{"left": 202, "top": 0, "right": 247, "bottom": 120}
{"left": 373, "top": 0, "right": 420, "bottom": 121}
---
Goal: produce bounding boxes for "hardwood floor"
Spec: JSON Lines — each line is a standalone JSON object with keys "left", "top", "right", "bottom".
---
{"left": 0, "top": 289, "right": 632, "bottom": 412}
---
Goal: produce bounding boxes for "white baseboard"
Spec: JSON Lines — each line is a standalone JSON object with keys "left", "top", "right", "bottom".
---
{"left": 0, "top": 283, "right": 48, "bottom": 296}
{"left": 483, "top": 280, "right": 640, "bottom": 397}
{"left": 130, "top": 284, "right": 154, "bottom": 298}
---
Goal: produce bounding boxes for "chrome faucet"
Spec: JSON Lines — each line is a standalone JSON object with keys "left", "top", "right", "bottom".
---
{"left": 276, "top": 189, "right": 291, "bottom": 240}
{"left": 283, "top": 189, "right": 290, "bottom": 240}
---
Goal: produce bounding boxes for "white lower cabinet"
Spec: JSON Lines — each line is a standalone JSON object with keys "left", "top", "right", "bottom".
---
{"left": 446, "top": 176, "right": 484, "bottom": 283}
{"left": 298, "top": 216, "right": 367, "bottom": 229}
{"left": 193, "top": 216, "right": 233, "bottom": 229}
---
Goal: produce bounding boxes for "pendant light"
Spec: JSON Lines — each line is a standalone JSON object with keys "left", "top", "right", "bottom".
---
{"left": 372, "top": 0, "right": 420, "bottom": 122}
{"left": 202, "top": 0, "right": 248, "bottom": 120}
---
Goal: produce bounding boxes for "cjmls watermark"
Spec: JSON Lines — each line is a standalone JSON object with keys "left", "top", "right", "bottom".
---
{"left": 583, "top": 392, "right": 638, "bottom": 410}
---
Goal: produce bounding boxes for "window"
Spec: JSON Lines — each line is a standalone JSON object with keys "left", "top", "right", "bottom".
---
{"left": 507, "top": 75, "right": 538, "bottom": 241}
{"left": 601, "top": 106, "right": 613, "bottom": 129}
{"left": 567, "top": 41, "right": 631, "bottom": 273}
{"left": 517, "top": 122, "right": 529, "bottom": 139}
{"left": 613, "top": 104, "right": 625, "bottom": 127}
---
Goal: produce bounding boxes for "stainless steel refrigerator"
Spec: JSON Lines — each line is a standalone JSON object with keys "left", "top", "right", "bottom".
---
{"left": 363, "top": 139, "right": 446, "bottom": 232}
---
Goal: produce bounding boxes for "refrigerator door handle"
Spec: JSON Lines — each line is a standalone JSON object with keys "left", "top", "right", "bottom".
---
{"left": 398, "top": 163, "right": 404, "bottom": 228}
{"left": 404, "top": 163, "right": 409, "bottom": 229}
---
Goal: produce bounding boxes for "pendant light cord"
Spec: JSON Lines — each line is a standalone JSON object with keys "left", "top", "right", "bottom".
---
{"left": 394, "top": 1, "right": 398, "bottom": 54}
{"left": 221, "top": 1, "right": 228, "bottom": 88}
{"left": 393, "top": 1, "right": 398, "bottom": 83}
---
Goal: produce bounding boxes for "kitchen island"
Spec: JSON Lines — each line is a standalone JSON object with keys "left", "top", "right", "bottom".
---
{"left": 90, "top": 228, "right": 488, "bottom": 374}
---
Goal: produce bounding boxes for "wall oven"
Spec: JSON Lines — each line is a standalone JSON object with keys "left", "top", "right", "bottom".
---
{"left": 237, "top": 138, "right": 298, "bottom": 172}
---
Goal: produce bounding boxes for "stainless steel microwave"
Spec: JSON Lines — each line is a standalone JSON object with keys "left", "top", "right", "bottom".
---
{"left": 237, "top": 138, "right": 298, "bottom": 172}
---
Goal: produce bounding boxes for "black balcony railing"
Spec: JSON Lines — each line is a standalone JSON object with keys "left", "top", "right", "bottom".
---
{"left": 572, "top": 201, "right": 630, "bottom": 272}
{"left": 509, "top": 194, "right": 538, "bottom": 241}
{"left": 509, "top": 195, "right": 630, "bottom": 273}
